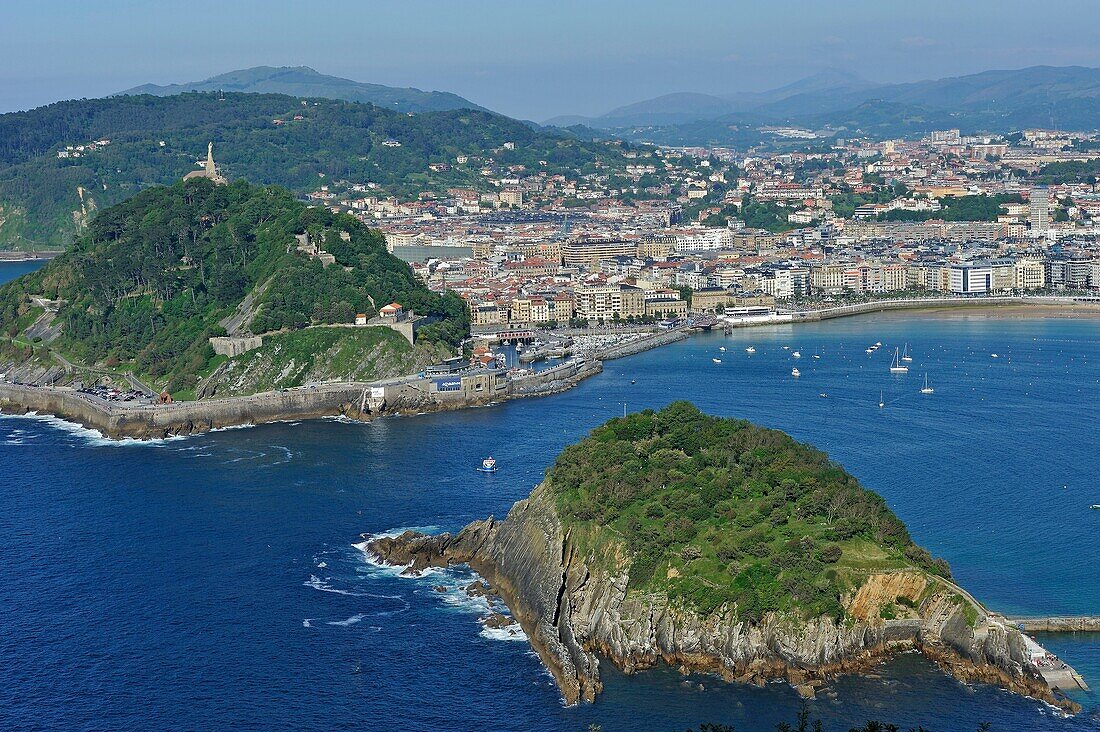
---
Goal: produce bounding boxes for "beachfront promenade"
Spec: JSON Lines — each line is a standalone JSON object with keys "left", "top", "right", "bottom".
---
{"left": 791, "top": 294, "right": 1100, "bottom": 320}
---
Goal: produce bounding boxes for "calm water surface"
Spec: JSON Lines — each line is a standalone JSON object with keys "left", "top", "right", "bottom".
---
{"left": 1, "top": 301, "right": 1099, "bottom": 730}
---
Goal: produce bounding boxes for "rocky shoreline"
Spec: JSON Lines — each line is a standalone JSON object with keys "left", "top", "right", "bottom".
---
{"left": 366, "top": 484, "right": 1079, "bottom": 713}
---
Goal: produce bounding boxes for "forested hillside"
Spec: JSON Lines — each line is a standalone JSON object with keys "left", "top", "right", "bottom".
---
{"left": 0, "top": 179, "right": 467, "bottom": 395}
{"left": 547, "top": 402, "right": 951, "bottom": 620}
{"left": 118, "top": 65, "right": 486, "bottom": 113}
{"left": 0, "top": 92, "right": 634, "bottom": 249}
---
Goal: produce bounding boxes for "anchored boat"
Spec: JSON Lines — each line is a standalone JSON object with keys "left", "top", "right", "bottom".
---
{"left": 477, "top": 457, "right": 498, "bottom": 473}
{"left": 890, "top": 348, "right": 909, "bottom": 374}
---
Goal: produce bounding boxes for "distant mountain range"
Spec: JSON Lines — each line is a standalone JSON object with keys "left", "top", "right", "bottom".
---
{"left": 544, "top": 70, "right": 874, "bottom": 128}
{"left": 548, "top": 66, "right": 1100, "bottom": 144}
{"left": 118, "top": 65, "right": 486, "bottom": 114}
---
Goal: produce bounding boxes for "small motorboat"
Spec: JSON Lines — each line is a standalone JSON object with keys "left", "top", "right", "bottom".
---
{"left": 712, "top": 358, "right": 722, "bottom": 364}
{"left": 991, "top": 353, "right": 999, "bottom": 358}
{"left": 791, "top": 367, "right": 800, "bottom": 377}
{"left": 879, "top": 390, "right": 885, "bottom": 408}
{"left": 782, "top": 346, "right": 790, "bottom": 350}
{"left": 792, "top": 351, "right": 801, "bottom": 358}
{"left": 865, "top": 348, "right": 874, "bottom": 354}
{"left": 818, "top": 392, "right": 828, "bottom": 398}
{"left": 477, "top": 457, "right": 498, "bottom": 473}
{"left": 719, "top": 346, "right": 726, "bottom": 352}
{"left": 746, "top": 346, "right": 756, "bottom": 353}
{"left": 1091, "top": 504, "right": 1100, "bottom": 510}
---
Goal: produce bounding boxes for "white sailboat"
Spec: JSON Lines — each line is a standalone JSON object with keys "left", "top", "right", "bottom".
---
{"left": 889, "top": 348, "right": 909, "bottom": 373}
{"left": 921, "top": 374, "right": 934, "bottom": 394}
{"left": 902, "top": 343, "right": 913, "bottom": 362}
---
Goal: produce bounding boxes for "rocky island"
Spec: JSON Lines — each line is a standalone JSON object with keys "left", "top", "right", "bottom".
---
{"left": 368, "top": 402, "right": 1079, "bottom": 712}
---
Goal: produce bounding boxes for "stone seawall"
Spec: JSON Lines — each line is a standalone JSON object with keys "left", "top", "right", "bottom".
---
{"left": 0, "top": 383, "right": 372, "bottom": 439}
{"left": 595, "top": 329, "right": 688, "bottom": 360}
{"left": 0, "top": 358, "right": 607, "bottom": 440}
{"left": 509, "top": 360, "right": 603, "bottom": 397}
{"left": 1010, "top": 617, "right": 1100, "bottom": 633}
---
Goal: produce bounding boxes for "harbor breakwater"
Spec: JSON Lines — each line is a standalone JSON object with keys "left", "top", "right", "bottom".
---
{"left": 0, "top": 358, "right": 603, "bottom": 440}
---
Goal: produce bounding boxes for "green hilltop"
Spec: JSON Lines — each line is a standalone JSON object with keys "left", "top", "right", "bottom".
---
{"left": 0, "top": 92, "right": 638, "bottom": 250}
{"left": 547, "top": 402, "right": 952, "bottom": 620}
{"left": 0, "top": 178, "right": 467, "bottom": 396}
{"left": 117, "top": 65, "right": 487, "bottom": 113}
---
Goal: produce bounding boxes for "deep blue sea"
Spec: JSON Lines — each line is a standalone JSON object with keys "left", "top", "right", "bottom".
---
{"left": 1, "top": 259, "right": 1098, "bottom": 731}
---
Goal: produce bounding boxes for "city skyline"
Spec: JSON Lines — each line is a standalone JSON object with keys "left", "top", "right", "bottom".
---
{"left": 6, "top": 0, "right": 1100, "bottom": 119}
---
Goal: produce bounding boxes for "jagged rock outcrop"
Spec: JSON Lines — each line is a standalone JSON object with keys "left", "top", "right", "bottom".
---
{"left": 367, "top": 483, "right": 1076, "bottom": 712}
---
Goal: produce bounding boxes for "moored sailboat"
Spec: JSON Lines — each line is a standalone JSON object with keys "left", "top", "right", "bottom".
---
{"left": 890, "top": 348, "right": 909, "bottom": 374}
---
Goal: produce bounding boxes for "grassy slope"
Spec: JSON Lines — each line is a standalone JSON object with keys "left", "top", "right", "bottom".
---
{"left": 547, "top": 402, "right": 951, "bottom": 621}
{"left": 207, "top": 326, "right": 448, "bottom": 396}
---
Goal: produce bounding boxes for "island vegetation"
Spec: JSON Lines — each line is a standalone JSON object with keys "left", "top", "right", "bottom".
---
{"left": 547, "top": 402, "right": 951, "bottom": 620}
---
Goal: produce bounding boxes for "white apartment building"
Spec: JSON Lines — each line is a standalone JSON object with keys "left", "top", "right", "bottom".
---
{"left": 673, "top": 228, "right": 733, "bottom": 253}
{"left": 949, "top": 263, "right": 993, "bottom": 295}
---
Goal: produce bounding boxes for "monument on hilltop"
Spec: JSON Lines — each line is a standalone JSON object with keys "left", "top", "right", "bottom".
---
{"left": 183, "top": 142, "right": 228, "bottom": 184}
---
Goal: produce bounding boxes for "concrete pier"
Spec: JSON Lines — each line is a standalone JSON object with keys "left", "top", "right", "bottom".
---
{"left": 1017, "top": 631, "right": 1090, "bottom": 692}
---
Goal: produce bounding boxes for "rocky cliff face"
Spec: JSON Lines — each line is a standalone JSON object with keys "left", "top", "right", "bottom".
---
{"left": 368, "top": 483, "right": 1075, "bottom": 711}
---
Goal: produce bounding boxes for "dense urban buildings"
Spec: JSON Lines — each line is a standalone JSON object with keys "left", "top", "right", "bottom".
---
{"left": 298, "top": 126, "right": 1100, "bottom": 330}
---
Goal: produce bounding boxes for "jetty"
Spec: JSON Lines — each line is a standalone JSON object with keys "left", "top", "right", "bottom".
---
{"left": 996, "top": 615, "right": 1096, "bottom": 693}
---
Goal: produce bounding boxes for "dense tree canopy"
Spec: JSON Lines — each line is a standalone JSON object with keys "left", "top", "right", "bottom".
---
{"left": 548, "top": 402, "right": 949, "bottom": 620}
{"left": 0, "top": 179, "right": 467, "bottom": 391}
{"left": 0, "top": 92, "right": 639, "bottom": 249}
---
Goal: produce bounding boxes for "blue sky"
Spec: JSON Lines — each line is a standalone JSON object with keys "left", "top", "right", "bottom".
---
{"left": 4, "top": 0, "right": 1100, "bottom": 119}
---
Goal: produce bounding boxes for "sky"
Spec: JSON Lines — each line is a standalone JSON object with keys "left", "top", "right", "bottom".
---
{"left": 4, "top": 0, "right": 1100, "bottom": 120}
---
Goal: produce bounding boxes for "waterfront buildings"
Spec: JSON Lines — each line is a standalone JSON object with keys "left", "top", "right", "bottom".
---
{"left": 300, "top": 125, "right": 1100, "bottom": 329}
